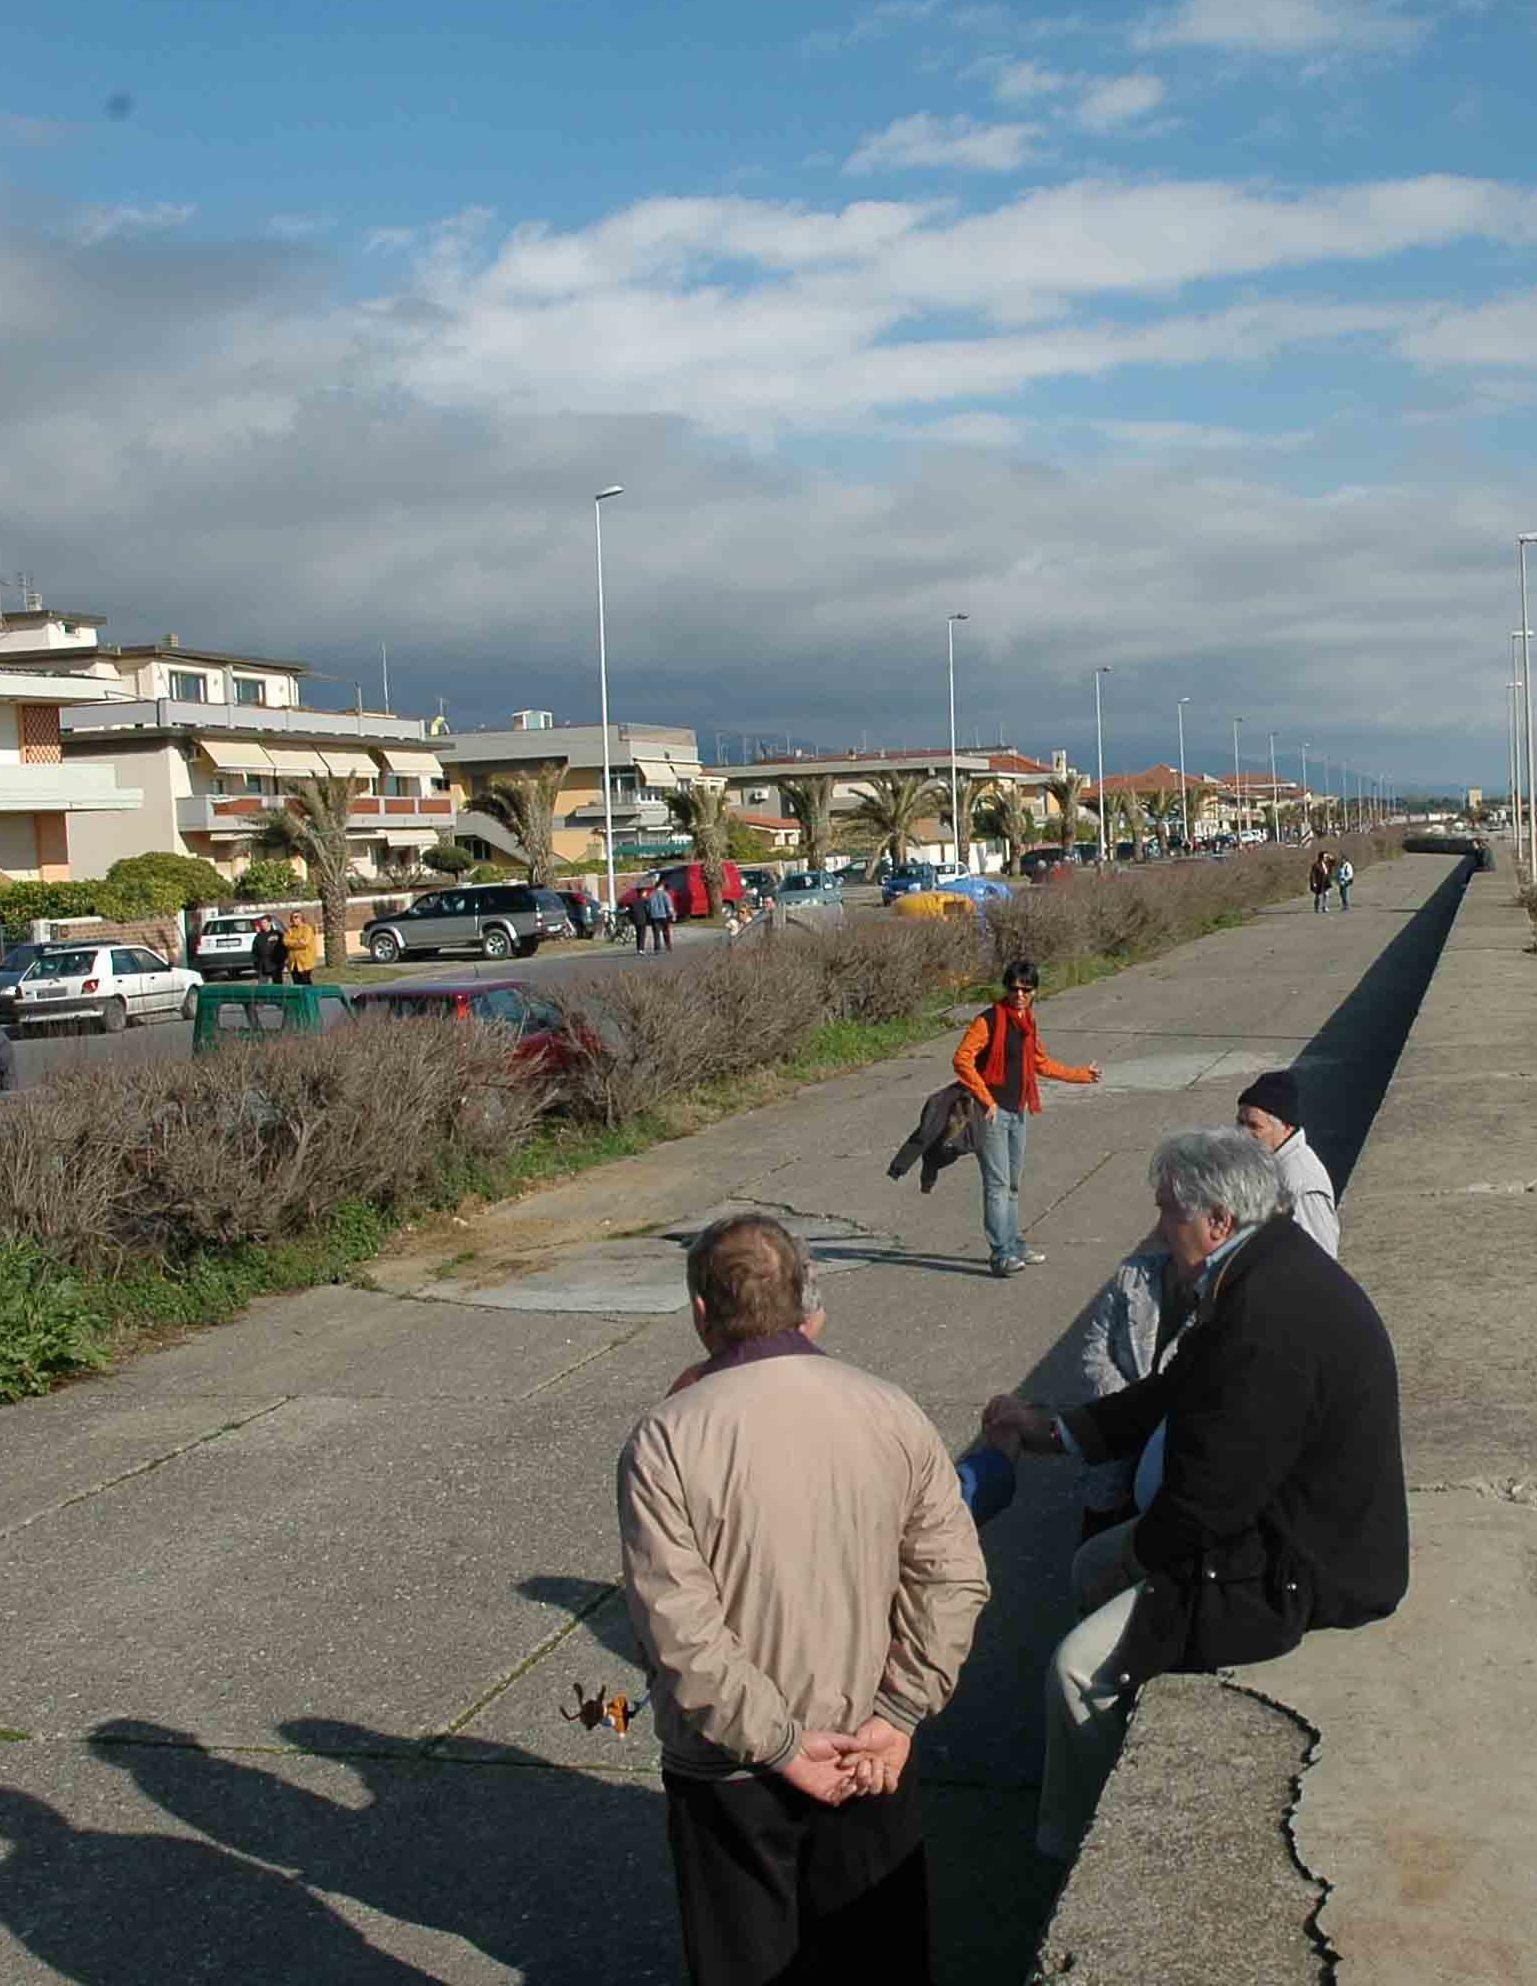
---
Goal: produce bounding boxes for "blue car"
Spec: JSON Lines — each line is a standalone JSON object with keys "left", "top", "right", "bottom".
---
{"left": 881, "top": 862, "right": 937, "bottom": 905}
{"left": 938, "top": 874, "right": 1012, "bottom": 904}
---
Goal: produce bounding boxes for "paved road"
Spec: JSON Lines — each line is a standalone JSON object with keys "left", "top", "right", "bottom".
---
{"left": 0, "top": 855, "right": 1461, "bottom": 1983}
{"left": 6, "top": 922, "right": 727, "bottom": 1091}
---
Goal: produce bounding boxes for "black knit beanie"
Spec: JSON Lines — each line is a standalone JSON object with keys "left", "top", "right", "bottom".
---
{"left": 1237, "top": 1068, "right": 1300, "bottom": 1126}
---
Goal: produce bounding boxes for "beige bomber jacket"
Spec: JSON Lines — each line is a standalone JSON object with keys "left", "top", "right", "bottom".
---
{"left": 618, "top": 1337, "right": 990, "bottom": 1779}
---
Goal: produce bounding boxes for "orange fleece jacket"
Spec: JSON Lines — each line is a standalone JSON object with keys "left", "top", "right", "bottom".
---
{"left": 952, "top": 1006, "right": 1097, "bottom": 1114}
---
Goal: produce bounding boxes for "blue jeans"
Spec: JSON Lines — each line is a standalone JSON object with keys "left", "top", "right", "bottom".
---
{"left": 977, "top": 1106, "right": 1027, "bottom": 1265}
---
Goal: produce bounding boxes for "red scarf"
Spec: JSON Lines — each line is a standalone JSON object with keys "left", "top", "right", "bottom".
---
{"left": 980, "top": 1000, "right": 1041, "bottom": 1113}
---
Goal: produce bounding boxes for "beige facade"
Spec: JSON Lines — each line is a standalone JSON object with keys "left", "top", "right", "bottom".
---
{"left": 0, "top": 645, "right": 143, "bottom": 879}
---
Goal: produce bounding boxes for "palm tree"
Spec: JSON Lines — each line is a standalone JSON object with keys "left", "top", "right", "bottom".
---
{"left": 474, "top": 766, "right": 565, "bottom": 885}
{"left": 253, "top": 775, "right": 362, "bottom": 968}
{"left": 663, "top": 783, "right": 731, "bottom": 913}
{"left": 1143, "top": 786, "right": 1180, "bottom": 856}
{"left": 1117, "top": 787, "right": 1150, "bottom": 862}
{"left": 848, "top": 770, "right": 943, "bottom": 877}
{"left": 777, "top": 774, "right": 836, "bottom": 873}
{"left": 974, "top": 784, "right": 1040, "bottom": 876}
{"left": 940, "top": 772, "right": 991, "bottom": 871}
{"left": 1045, "top": 770, "right": 1089, "bottom": 853}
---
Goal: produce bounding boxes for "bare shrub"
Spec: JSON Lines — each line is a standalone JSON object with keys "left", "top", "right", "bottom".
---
{"left": 0, "top": 1017, "right": 551, "bottom": 1270}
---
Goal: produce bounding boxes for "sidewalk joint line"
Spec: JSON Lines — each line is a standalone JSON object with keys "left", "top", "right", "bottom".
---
{"left": 425, "top": 1582, "right": 623, "bottom": 1745}
{"left": 0, "top": 1396, "right": 296, "bottom": 1541}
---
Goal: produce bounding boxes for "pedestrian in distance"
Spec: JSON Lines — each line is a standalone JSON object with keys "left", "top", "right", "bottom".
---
{"left": 1335, "top": 854, "right": 1355, "bottom": 910}
{"left": 983, "top": 1127, "right": 1407, "bottom": 1861}
{"left": 628, "top": 889, "right": 652, "bottom": 955}
{"left": 952, "top": 958, "right": 1102, "bottom": 1277}
{"left": 1309, "top": 849, "right": 1334, "bottom": 913}
{"left": 250, "top": 914, "right": 287, "bottom": 985}
{"left": 646, "top": 877, "right": 675, "bottom": 952}
{"left": 1236, "top": 1068, "right": 1339, "bottom": 1257}
{"left": 282, "top": 909, "right": 319, "bottom": 986}
{"left": 619, "top": 1213, "right": 989, "bottom": 1986}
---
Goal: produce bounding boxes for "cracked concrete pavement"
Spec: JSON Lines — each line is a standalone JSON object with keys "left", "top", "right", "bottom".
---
{"left": 0, "top": 852, "right": 1488, "bottom": 1983}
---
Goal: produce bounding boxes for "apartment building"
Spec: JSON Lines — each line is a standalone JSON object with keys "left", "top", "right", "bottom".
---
{"left": 25, "top": 619, "right": 454, "bottom": 880}
{"left": 437, "top": 713, "right": 703, "bottom": 865}
{"left": 0, "top": 606, "right": 142, "bottom": 879}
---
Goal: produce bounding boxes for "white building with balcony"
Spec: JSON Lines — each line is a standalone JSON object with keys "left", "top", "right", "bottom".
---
{"left": 49, "top": 635, "right": 451, "bottom": 881}
{"left": 0, "top": 606, "right": 142, "bottom": 879}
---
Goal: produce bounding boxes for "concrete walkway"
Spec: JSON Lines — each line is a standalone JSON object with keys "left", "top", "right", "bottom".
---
{"left": 0, "top": 854, "right": 1476, "bottom": 1982}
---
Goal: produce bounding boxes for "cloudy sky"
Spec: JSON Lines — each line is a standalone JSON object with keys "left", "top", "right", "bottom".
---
{"left": 4, "top": 0, "right": 1537, "bottom": 789}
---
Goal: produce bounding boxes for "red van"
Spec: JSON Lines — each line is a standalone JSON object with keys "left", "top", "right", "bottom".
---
{"left": 617, "top": 861, "right": 745, "bottom": 920}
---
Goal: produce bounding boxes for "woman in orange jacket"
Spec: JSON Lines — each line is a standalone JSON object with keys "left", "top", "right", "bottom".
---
{"left": 953, "top": 958, "right": 1101, "bottom": 1276}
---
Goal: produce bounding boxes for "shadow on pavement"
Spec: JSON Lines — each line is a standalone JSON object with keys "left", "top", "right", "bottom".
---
{"left": 0, "top": 1720, "right": 679, "bottom": 1984}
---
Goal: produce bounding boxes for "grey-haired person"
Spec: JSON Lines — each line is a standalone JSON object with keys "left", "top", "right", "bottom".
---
{"left": 984, "top": 1127, "right": 1407, "bottom": 1859}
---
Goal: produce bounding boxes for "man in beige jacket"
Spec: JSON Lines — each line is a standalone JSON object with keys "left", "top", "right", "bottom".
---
{"left": 619, "top": 1214, "right": 989, "bottom": 1986}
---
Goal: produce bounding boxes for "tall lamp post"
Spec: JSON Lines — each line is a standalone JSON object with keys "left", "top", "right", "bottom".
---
{"left": 1176, "top": 696, "right": 1191, "bottom": 851}
{"left": 1267, "top": 729, "right": 1280, "bottom": 842}
{"left": 593, "top": 485, "right": 625, "bottom": 911}
{"left": 1512, "top": 630, "right": 1531, "bottom": 857}
{"left": 947, "top": 613, "right": 969, "bottom": 869}
{"left": 1231, "top": 716, "right": 1244, "bottom": 844}
{"left": 1094, "top": 666, "right": 1111, "bottom": 863}
{"left": 1300, "top": 741, "right": 1310, "bottom": 836}
{"left": 1520, "top": 536, "right": 1537, "bottom": 878}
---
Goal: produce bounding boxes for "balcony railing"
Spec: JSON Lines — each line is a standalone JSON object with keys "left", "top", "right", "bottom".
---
{"left": 64, "top": 698, "right": 437, "bottom": 745}
{"left": 177, "top": 793, "right": 455, "bottom": 835}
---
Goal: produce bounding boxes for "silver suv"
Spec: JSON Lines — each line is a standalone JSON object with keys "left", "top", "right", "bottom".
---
{"left": 360, "top": 884, "right": 569, "bottom": 965}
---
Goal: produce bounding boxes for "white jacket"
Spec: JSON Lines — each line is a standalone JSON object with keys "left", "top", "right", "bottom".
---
{"left": 1275, "top": 1127, "right": 1339, "bottom": 1257}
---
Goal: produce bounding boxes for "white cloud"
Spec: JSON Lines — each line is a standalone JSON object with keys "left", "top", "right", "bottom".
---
{"left": 844, "top": 112, "right": 1038, "bottom": 174}
{"left": 1133, "top": 0, "right": 1423, "bottom": 54}
{"left": 1397, "top": 291, "right": 1537, "bottom": 366}
{"left": 801, "top": 1, "right": 941, "bottom": 55}
{"left": 989, "top": 59, "right": 1074, "bottom": 100}
{"left": 71, "top": 201, "right": 196, "bottom": 246}
{"left": 1076, "top": 74, "right": 1167, "bottom": 131}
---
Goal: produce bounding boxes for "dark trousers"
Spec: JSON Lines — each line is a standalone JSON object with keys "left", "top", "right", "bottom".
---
{"left": 634, "top": 919, "right": 650, "bottom": 954}
{"left": 663, "top": 1768, "right": 932, "bottom": 1986}
{"left": 290, "top": 969, "right": 313, "bottom": 985}
{"left": 651, "top": 919, "right": 673, "bottom": 952}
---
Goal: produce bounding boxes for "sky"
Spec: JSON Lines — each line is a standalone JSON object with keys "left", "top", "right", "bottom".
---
{"left": 4, "top": 1, "right": 1537, "bottom": 790}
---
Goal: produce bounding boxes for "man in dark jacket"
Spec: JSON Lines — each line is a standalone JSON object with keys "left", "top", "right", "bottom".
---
{"left": 984, "top": 1126, "right": 1407, "bottom": 1857}
{"left": 250, "top": 916, "right": 286, "bottom": 984}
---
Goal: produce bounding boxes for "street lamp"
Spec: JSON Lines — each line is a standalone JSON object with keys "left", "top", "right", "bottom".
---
{"left": 1519, "top": 537, "right": 1537, "bottom": 878}
{"left": 1267, "top": 730, "right": 1280, "bottom": 842}
{"left": 1511, "top": 630, "right": 1531, "bottom": 856}
{"left": 1300, "top": 741, "right": 1310, "bottom": 837}
{"left": 1094, "top": 666, "right": 1111, "bottom": 863}
{"left": 1231, "top": 716, "right": 1244, "bottom": 845}
{"left": 593, "top": 485, "right": 624, "bottom": 912}
{"left": 947, "top": 613, "right": 969, "bottom": 869}
{"left": 1176, "top": 697, "right": 1191, "bottom": 852}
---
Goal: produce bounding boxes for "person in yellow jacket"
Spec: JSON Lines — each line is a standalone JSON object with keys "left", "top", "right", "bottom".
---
{"left": 953, "top": 958, "right": 1101, "bottom": 1276}
{"left": 283, "top": 910, "right": 320, "bottom": 985}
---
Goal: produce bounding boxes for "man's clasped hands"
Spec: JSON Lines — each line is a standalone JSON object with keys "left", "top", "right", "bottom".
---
{"left": 779, "top": 1714, "right": 912, "bottom": 1806}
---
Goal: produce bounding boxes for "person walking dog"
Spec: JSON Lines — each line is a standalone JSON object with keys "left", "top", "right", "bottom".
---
{"left": 952, "top": 959, "right": 1101, "bottom": 1277}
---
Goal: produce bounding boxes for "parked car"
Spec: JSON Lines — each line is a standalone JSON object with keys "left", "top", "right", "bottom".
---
{"left": 616, "top": 861, "right": 746, "bottom": 920}
{"left": 556, "top": 889, "right": 604, "bottom": 939}
{"left": 191, "top": 912, "right": 266, "bottom": 980}
{"left": 880, "top": 861, "right": 937, "bottom": 905}
{"left": 0, "top": 942, "right": 49, "bottom": 1025}
{"left": 351, "top": 978, "right": 590, "bottom": 1071}
{"left": 360, "top": 883, "right": 569, "bottom": 965}
{"left": 938, "top": 874, "right": 1012, "bottom": 904}
{"left": 893, "top": 890, "right": 975, "bottom": 922}
{"left": 777, "top": 871, "right": 844, "bottom": 908}
{"left": 738, "top": 867, "right": 779, "bottom": 905}
{"left": 193, "top": 980, "right": 355, "bottom": 1049}
{"left": 13, "top": 943, "right": 202, "bottom": 1034}
{"left": 932, "top": 861, "right": 968, "bottom": 884}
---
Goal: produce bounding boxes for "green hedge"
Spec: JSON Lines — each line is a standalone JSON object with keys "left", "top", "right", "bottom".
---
{"left": 0, "top": 875, "right": 186, "bottom": 937}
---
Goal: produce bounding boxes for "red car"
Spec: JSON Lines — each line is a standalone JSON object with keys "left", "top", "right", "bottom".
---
{"left": 616, "top": 860, "right": 745, "bottom": 920}
{"left": 350, "top": 979, "right": 590, "bottom": 1071}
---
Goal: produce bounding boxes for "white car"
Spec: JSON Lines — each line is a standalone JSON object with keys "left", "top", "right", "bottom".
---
{"left": 192, "top": 913, "right": 264, "bottom": 979}
{"left": 932, "top": 861, "right": 968, "bottom": 883}
{"left": 12, "top": 943, "right": 203, "bottom": 1034}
